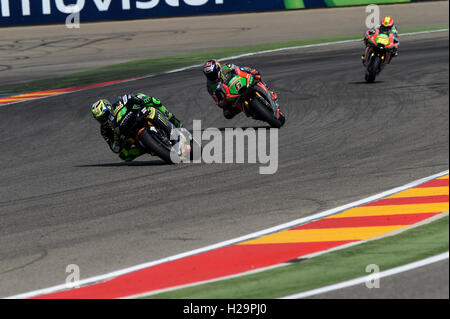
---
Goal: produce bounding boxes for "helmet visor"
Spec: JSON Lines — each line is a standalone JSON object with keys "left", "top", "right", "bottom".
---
{"left": 380, "top": 26, "right": 391, "bottom": 34}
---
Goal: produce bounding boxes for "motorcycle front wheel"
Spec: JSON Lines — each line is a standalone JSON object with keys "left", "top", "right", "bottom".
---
{"left": 365, "top": 55, "right": 381, "bottom": 83}
{"left": 138, "top": 129, "right": 174, "bottom": 164}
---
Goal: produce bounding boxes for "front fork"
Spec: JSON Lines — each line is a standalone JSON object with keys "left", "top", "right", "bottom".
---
{"left": 149, "top": 108, "right": 191, "bottom": 157}
{"left": 363, "top": 46, "right": 371, "bottom": 66}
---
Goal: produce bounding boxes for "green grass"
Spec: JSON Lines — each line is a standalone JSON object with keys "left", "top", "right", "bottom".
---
{"left": 144, "top": 215, "right": 448, "bottom": 299}
{"left": 1, "top": 24, "right": 447, "bottom": 95}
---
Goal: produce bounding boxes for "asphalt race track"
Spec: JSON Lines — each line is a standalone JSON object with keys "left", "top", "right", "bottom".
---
{"left": 1, "top": 1, "right": 448, "bottom": 85}
{"left": 0, "top": 32, "right": 448, "bottom": 297}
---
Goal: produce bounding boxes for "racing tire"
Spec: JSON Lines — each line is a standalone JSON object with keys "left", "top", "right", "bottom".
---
{"left": 366, "top": 56, "right": 381, "bottom": 83}
{"left": 250, "top": 99, "right": 284, "bottom": 128}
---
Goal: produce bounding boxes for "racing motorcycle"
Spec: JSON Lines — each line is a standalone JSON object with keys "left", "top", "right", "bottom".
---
{"left": 219, "top": 69, "right": 286, "bottom": 128}
{"left": 111, "top": 96, "right": 199, "bottom": 164}
{"left": 363, "top": 31, "right": 397, "bottom": 83}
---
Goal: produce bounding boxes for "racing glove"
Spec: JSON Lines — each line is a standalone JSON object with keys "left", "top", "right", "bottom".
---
{"left": 111, "top": 142, "right": 121, "bottom": 154}
{"left": 169, "top": 115, "right": 183, "bottom": 128}
{"left": 250, "top": 69, "right": 261, "bottom": 80}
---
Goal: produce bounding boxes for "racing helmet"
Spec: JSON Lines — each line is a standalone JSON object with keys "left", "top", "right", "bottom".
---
{"left": 380, "top": 16, "right": 395, "bottom": 34}
{"left": 203, "top": 59, "right": 222, "bottom": 82}
{"left": 91, "top": 99, "right": 112, "bottom": 124}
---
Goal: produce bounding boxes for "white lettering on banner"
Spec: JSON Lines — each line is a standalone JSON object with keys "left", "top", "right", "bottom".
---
{"left": 152, "top": 0, "right": 224, "bottom": 7}
{"left": 21, "top": 0, "right": 30, "bottom": 16}
{"left": 122, "top": 0, "right": 131, "bottom": 10}
{"left": 1, "top": 0, "right": 52, "bottom": 16}
{"left": 93, "top": 0, "right": 112, "bottom": 11}
{"left": 166, "top": 0, "right": 178, "bottom": 6}
{"left": 0, "top": 0, "right": 225, "bottom": 18}
{"left": 184, "top": 0, "right": 208, "bottom": 6}
{"left": 55, "top": 0, "right": 85, "bottom": 14}
{"left": 43, "top": 0, "right": 51, "bottom": 14}
{"left": 136, "top": 0, "right": 159, "bottom": 10}
{"left": 1, "top": 0, "right": 10, "bottom": 17}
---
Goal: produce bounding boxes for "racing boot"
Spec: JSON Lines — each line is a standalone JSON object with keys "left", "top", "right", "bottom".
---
{"left": 119, "top": 145, "right": 145, "bottom": 162}
{"left": 170, "top": 128, "right": 191, "bottom": 159}
{"left": 223, "top": 104, "right": 241, "bottom": 119}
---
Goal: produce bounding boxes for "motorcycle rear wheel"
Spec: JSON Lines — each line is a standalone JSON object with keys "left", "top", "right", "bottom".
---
{"left": 250, "top": 99, "right": 284, "bottom": 128}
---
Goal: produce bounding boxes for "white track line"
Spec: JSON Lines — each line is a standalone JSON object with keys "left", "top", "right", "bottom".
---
{"left": 280, "top": 252, "right": 449, "bottom": 299}
{"left": 4, "top": 29, "right": 449, "bottom": 297}
{"left": 0, "top": 28, "right": 447, "bottom": 108}
{"left": 6, "top": 169, "right": 448, "bottom": 299}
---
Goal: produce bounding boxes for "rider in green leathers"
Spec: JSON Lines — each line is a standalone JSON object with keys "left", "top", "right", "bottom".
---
{"left": 203, "top": 59, "right": 280, "bottom": 120}
{"left": 91, "top": 93, "right": 182, "bottom": 161}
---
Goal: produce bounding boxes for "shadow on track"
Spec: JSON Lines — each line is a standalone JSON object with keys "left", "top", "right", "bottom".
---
{"left": 205, "top": 125, "right": 271, "bottom": 132}
{"left": 79, "top": 126, "right": 270, "bottom": 168}
{"left": 348, "top": 81, "right": 385, "bottom": 85}
{"left": 76, "top": 159, "right": 168, "bottom": 167}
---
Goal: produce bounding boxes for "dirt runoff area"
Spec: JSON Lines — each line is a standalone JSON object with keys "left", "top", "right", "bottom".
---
{"left": 0, "top": 1, "right": 448, "bottom": 85}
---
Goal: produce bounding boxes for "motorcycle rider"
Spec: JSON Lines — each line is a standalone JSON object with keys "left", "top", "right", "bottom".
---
{"left": 91, "top": 93, "right": 183, "bottom": 162}
{"left": 362, "top": 16, "right": 399, "bottom": 64}
{"left": 203, "top": 59, "right": 278, "bottom": 119}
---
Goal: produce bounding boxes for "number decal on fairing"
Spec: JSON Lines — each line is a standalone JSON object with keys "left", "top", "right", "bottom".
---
{"left": 116, "top": 107, "right": 127, "bottom": 122}
{"left": 147, "top": 107, "right": 156, "bottom": 120}
{"left": 113, "top": 103, "right": 123, "bottom": 116}
{"left": 234, "top": 81, "right": 242, "bottom": 91}
{"left": 376, "top": 35, "right": 390, "bottom": 46}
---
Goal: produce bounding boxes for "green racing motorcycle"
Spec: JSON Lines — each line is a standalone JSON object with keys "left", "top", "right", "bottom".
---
{"left": 112, "top": 96, "right": 199, "bottom": 164}
{"left": 221, "top": 69, "right": 286, "bottom": 128}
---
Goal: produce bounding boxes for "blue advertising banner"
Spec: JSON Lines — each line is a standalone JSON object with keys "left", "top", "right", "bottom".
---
{"left": 0, "top": 0, "right": 285, "bottom": 27}
{"left": 0, "top": 0, "right": 431, "bottom": 27}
